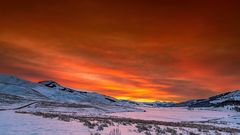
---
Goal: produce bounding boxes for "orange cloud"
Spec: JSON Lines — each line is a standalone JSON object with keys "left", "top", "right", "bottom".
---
{"left": 0, "top": 0, "right": 240, "bottom": 102}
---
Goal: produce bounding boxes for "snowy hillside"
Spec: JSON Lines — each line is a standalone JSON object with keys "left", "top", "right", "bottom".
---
{"left": 0, "top": 73, "right": 143, "bottom": 113}
{"left": 0, "top": 74, "right": 48, "bottom": 100}
{"left": 0, "top": 74, "right": 118, "bottom": 104}
{"left": 210, "top": 90, "right": 240, "bottom": 104}
{"left": 36, "top": 80, "right": 118, "bottom": 104}
{"left": 176, "top": 90, "right": 240, "bottom": 108}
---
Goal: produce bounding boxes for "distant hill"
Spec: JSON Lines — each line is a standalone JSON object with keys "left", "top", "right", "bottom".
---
{"left": 176, "top": 90, "right": 240, "bottom": 108}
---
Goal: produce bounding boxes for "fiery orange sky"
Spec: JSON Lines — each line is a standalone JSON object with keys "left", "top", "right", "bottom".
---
{"left": 0, "top": 0, "right": 240, "bottom": 102}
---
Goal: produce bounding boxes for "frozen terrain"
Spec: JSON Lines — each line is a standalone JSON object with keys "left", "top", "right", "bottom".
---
{"left": 108, "top": 107, "right": 238, "bottom": 122}
{"left": 0, "top": 74, "right": 240, "bottom": 135}
{"left": 0, "top": 110, "right": 135, "bottom": 135}
{"left": 1, "top": 107, "right": 239, "bottom": 135}
{"left": 0, "top": 111, "right": 91, "bottom": 135}
{"left": 108, "top": 107, "right": 240, "bottom": 129}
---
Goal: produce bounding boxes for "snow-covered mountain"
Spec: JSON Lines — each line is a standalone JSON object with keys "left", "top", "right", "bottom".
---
{"left": 0, "top": 74, "right": 118, "bottom": 105}
{"left": 176, "top": 90, "right": 240, "bottom": 107}
{"left": 0, "top": 74, "right": 48, "bottom": 100}
{"left": 0, "top": 74, "right": 176, "bottom": 108}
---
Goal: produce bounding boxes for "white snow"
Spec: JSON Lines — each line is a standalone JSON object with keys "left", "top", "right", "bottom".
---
{"left": 108, "top": 107, "right": 236, "bottom": 122}
{"left": 1, "top": 110, "right": 239, "bottom": 135}
{"left": 0, "top": 111, "right": 91, "bottom": 135}
{"left": 108, "top": 107, "right": 240, "bottom": 129}
{"left": 0, "top": 111, "right": 144, "bottom": 135}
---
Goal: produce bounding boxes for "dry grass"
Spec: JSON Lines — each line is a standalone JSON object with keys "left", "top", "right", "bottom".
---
{"left": 35, "top": 101, "right": 93, "bottom": 108}
{"left": 16, "top": 111, "right": 240, "bottom": 134}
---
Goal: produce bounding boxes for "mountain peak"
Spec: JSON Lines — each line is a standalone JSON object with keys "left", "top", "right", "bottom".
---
{"left": 38, "top": 80, "right": 61, "bottom": 88}
{"left": 38, "top": 80, "right": 79, "bottom": 93}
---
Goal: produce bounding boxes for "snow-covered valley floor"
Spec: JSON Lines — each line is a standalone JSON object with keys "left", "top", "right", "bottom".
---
{"left": 0, "top": 111, "right": 91, "bottom": 135}
{"left": 108, "top": 107, "right": 240, "bottom": 128}
{"left": 0, "top": 107, "right": 239, "bottom": 135}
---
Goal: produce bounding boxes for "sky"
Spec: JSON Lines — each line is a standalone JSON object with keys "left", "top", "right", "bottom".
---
{"left": 0, "top": 0, "right": 240, "bottom": 102}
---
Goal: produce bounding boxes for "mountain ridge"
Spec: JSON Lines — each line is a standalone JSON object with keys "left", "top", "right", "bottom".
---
{"left": 176, "top": 90, "right": 240, "bottom": 107}
{"left": 0, "top": 73, "right": 239, "bottom": 108}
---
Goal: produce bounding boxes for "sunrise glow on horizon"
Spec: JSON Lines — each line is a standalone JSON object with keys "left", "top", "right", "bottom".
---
{"left": 0, "top": 0, "right": 240, "bottom": 102}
